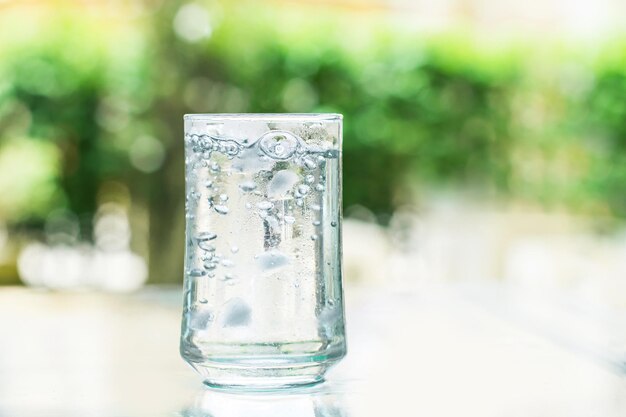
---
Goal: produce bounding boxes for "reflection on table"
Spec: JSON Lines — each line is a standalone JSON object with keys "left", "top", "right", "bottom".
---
{"left": 0, "top": 283, "right": 625, "bottom": 417}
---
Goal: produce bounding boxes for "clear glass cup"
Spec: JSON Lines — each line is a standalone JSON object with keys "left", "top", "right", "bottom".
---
{"left": 180, "top": 114, "right": 346, "bottom": 390}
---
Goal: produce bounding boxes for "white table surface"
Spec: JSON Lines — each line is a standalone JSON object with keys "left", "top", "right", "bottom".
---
{"left": 1, "top": 282, "right": 625, "bottom": 417}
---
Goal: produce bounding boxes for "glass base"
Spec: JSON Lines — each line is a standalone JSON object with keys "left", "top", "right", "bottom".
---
{"left": 188, "top": 360, "right": 335, "bottom": 392}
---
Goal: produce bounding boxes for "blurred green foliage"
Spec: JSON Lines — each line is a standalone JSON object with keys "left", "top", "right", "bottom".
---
{"left": 1, "top": 1, "right": 625, "bottom": 282}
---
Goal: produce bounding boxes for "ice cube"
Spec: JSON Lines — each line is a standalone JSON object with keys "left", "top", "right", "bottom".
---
{"left": 189, "top": 307, "right": 214, "bottom": 330}
{"left": 256, "top": 250, "right": 291, "bottom": 273}
{"left": 238, "top": 181, "right": 257, "bottom": 192}
{"left": 267, "top": 169, "right": 299, "bottom": 199}
{"left": 220, "top": 298, "right": 251, "bottom": 327}
{"left": 232, "top": 148, "right": 274, "bottom": 173}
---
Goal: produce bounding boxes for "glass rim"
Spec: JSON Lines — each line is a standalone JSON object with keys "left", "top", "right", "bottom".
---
{"left": 184, "top": 113, "right": 342, "bottom": 122}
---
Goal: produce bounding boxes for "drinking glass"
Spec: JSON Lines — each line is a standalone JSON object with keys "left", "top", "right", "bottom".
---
{"left": 180, "top": 114, "right": 346, "bottom": 390}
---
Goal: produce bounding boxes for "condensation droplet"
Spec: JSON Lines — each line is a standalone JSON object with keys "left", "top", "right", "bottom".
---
{"left": 231, "top": 246, "right": 239, "bottom": 253}
{"left": 331, "top": 221, "right": 337, "bottom": 227}
{"left": 199, "top": 298, "right": 208, "bottom": 304}
{"left": 310, "top": 234, "right": 318, "bottom": 241}
{"left": 284, "top": 216, "right": 296, "bottom": 224}
{"left": 219, "top": 194, "right": 228, "bottom": 202}
{"left": 312, "top": 220, "right": 321, "bottom": 226}
{"left": 315, "top": 183, "right": 325, "bottom": 191}
{"left": 221, "top": 259, "right": 234, "bottom": 267}
{"left": 305, "top": 174, "right": 315, "bottom": 184}
{"left": 245, "top": 202, "right": 252, "bottom": 209}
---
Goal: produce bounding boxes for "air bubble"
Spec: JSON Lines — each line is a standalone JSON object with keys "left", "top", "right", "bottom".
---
{"left": 245, "top": 203, "right": 252, "bottom": 209}
{"left": 205, "top": 180, "right": 214, "bottom": 188}
{"left": 312, "top": 220, "right": 321, "bottom": 226}
{"left": 221, "top": 259, "right": 234, "bottom": 267}
{"left": 256, "top": 201, "right": 274, "bottom": 210}
{"left": 239, "top": 181, "right": 257, "bottom": 192}
{"left": 188, "top": 268, "right": 206, "bottom": 277}
{"left": 331, "top": 221, "right": 337, "bottom": 227}
{"left": 231, "top": 246, "right": 239, "bottom": 253}
{"left": 305, "top": 174, "right": 315, "bottom": 184}
{"left": 295, "top": 199, "right": 304, "bottom": 207}
{"left": 196, "top": 232, "right": 217, "bottom": 242}
{"left": 204, "top": 262, "right": 218, "bottom": 270}
{"left": 202, "top": 242, "right": 216, "bottom": 252}
{"left": 259, "top": 131, "right": 298, "bottom": 160}
{"left": 303, "top": 157, "right": 317, "bottom": 169}
{"left": 198, "top": 241, "right": 215, "bottom": 252}
{"left": 284, "top": 216, "right": 296, "bottom": 224}
{"left": 219, "top": 194, "right": 228, "bottom": 202}
{"left": 199, "top": 298, "right": 208, "bottom": 304}
{"left": 310, "top": 234, "right": 318, "bottom": 241}
{"left": 310, "top": 204, "right": 321, "bottom": 211}
{"left": 315, "top": 183, "right": 325, "bottom": 191}
{"left": 214, "top": 205, "right": 229, "bottom": 215}
{"left": 297, "top": 184, "right": 310, "bottom": 195}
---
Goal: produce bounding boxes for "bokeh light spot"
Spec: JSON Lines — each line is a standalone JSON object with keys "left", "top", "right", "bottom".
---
{"left": 129, "top": 135, "right": 166, "bottom": 173}
{"left": 173, "top": 3, "right": 213, "bottom": 43}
